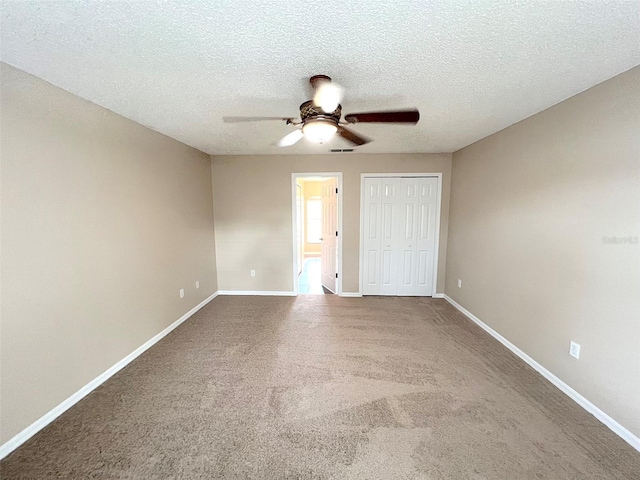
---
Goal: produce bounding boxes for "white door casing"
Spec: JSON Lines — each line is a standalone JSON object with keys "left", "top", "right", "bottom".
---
{"left": 296, "top": 183, "right": 303, "bottom": 274}
{"left": 362, "top": 176, "right": 438, "bottom": 296}
{"left": 320, "top": 177, "right": 338, "bottom": 292}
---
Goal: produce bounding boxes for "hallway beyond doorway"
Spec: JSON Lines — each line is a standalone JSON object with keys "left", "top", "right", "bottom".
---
{"left": 298, "top": 257, "right": 331, "bottom": 294}
{"left": 292, "top": 172, "right": 342, "bottom": 295}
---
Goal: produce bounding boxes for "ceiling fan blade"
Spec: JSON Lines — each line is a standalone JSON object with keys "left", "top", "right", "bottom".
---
{"left": 223, "top": 116, "right": 294, "bottom": 123}
{"left": 337, "top": 126, "right": 371, "bottom": 146}
{"left": 344, "top": 109, "right": 420, "bottom": 124}
{"left": 277, "top": 129, "right": 304, "bottom": 147}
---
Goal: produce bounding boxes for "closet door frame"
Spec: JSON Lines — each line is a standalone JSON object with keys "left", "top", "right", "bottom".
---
{"left": 359, "top": 173, "right": 442, "bottom": 297}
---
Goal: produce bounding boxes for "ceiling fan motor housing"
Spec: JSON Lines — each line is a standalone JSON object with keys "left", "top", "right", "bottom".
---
{"left": 309, "top": 74, "right": 332, "bottom": 89}
{"left": 299, "top": 100, "right": 341, "bottom": 124}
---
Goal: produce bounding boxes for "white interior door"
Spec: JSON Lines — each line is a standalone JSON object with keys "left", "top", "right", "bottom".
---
{"left": 414, "top": 178, "right": 438, "bottom": 295}
{"left": 397, "top": 178, "right": 419, "bottom": 295}
{"left": 362, "top": 176, "right": 438, "bottom": 296}
{"left": 362, "top": 178, "right": 382, "bottom": 295}
{"left": 320, "top": 178, "right": 337, "bottom": 292}
{"left": 379, "top": 179, "right": 401, "bottom": 295}
{"left": 362, "top": 178, "right": 401, "bottom": 295}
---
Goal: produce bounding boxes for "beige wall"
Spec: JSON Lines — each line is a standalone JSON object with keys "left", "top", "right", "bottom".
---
{"left": 0, "top": 64, "right": 218, "bottom": 443}
{"left": 446, "top": 67, "right": 640, "bottom": 437}
{"left": 212, "top": 153, "right": 452, "bottom": 293}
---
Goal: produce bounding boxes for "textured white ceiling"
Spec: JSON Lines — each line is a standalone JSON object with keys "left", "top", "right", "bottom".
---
{"left": 1, "top": 1, "right": 639, "bottom": 155}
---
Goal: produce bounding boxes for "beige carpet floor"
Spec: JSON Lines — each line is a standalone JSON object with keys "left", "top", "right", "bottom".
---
{"left": 2, "top": 296, "right": 639, "bottom": 479}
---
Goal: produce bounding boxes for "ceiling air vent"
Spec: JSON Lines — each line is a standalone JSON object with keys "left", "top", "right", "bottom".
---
{"left": 330, "top": 149, "right": 354, "bottom": 153}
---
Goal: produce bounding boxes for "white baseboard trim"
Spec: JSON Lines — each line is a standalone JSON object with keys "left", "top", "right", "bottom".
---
{"left": 0, "top": 291, "right": 220, "bottom": 460}
{"left": 443, "top": 294, "right": 640, "bottom": 453}
{"left": 337, "top": 292, "right": 442, "bottom": 298}
{"left": 218, "top": 290, "right": 296, "bottom": 296}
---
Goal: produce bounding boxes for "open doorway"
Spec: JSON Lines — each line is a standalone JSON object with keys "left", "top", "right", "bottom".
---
{"left": 292, "top": 173, "right": 343, "bottom": 295}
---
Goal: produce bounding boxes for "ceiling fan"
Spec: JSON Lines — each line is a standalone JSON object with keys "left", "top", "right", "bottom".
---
{"left": 223, "top": 75, "right": 420, "bottom": 147}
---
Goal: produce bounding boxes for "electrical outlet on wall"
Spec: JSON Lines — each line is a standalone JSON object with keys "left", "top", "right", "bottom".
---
{"left": 179, "top": 289, "right": 185, "bottom": 299}
{"left": 457, "top": 279, "right": 462, "bottom": 288}
{"left": 250, "top": 270, "right": 256, "bottom": 277}
{"left": 569, "top": 341, "right": 580, "bottom": 359}
{"left": 195, "top": 281, "right": 199, "bottom": 289}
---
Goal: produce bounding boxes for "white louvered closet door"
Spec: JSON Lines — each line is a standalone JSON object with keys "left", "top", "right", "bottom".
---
{"left": 362, "top": 177, "right": 438, "bottom": 296}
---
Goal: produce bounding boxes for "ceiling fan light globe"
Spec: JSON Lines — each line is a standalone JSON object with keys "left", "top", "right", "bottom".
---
{"left": 302, "top": 119, "right": 338, "bottom": 144}
{"left": 314, "top": 82, "right": 342, "bottom": 113}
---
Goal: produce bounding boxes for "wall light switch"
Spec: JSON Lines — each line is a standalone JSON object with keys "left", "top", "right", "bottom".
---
{"left": 457, "top": 279, "right": 462, "bottom": 288}
{"left": 179, "top": 289, "right": 185, "bottom": 299}
{"left": 250, "top": 270, "right": 256, "bottom": 277}
{"left": 569, "top": 341, "right": 580, "bottom": 359}
{"left": 195, "top": 281, "right": 200, "bottom": 289}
